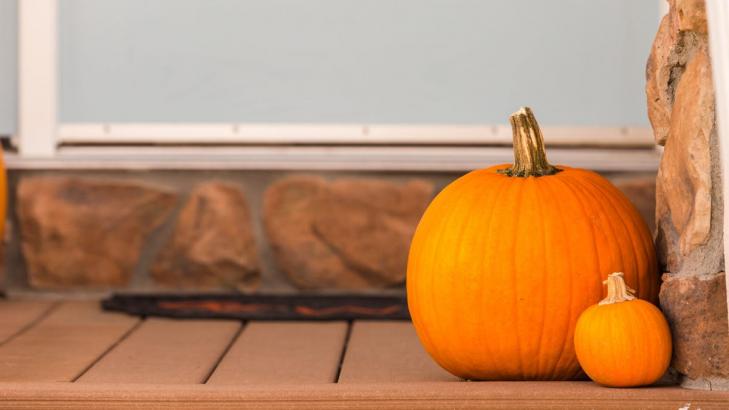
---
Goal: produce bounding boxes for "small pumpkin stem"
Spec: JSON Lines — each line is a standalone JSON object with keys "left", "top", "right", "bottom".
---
{"left": 498, "top": 107, "right": 560, "bottom": 177}
{"left": 599, "top": 272, "right": 637, "bottom": 305}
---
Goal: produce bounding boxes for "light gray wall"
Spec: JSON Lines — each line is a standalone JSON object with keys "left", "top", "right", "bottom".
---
{"left": 0, "top": 0, "right": 16, "bottom": 135}
{"left": 1, "top": 0, "right": 659, "bottom": 134}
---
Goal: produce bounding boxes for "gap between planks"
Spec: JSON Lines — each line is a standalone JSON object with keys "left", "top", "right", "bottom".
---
{"left": 201, "top": 322, "right": 245, "bottom": 384}
{"left": 71, "top": 319, "right": 146, "bottom": 382}
{"left": 334, "top": 321, "right": 353, "bottom": 383}
{"left": 0, "top": 300, "right": 60, "bottom": 346}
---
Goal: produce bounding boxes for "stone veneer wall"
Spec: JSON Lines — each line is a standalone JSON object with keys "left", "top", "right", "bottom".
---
{"left": 647, "top": 0, "right": 729, "bottom": 390}
{"left": 2, "top": 169, "right": 655, "bottom": 294}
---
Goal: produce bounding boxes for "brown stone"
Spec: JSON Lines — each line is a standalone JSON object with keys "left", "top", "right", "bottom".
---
{"left": 17, "top": 177, "right": 178, "bottom": 288}
{"left": 264, "top": 176, "right": 366, "bottom": 289}
{"left": 610, "top": 176, "right": 656, "bottom": 233}
{"left": 151, "top": 182, "right": 260, "bottom": 291}
{"left": 313, "top": 196, "right": 413, "bottom": 286}
{"left": 328, "top": 179, "right": 433, "bottom": 225}
{"left": 656, "top": 46, "right": 714, "bottom": 269}
{"left": 263, "top": 176, "right": 433, "bottom": 289}
{"left": 659, "top": 272, "right": 729, "bottom": 380}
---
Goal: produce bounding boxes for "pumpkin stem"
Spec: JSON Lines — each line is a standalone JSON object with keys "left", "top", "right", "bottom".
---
{"left": 498, "top": 107, "right": 561, "bottom": 177}
{"left": 599, "top": 272, "right": 637, "bottom": 305}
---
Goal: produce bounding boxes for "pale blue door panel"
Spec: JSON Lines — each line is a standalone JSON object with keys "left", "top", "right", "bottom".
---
{"left": 59, "top": 0, "right": 658, "bottom": 126}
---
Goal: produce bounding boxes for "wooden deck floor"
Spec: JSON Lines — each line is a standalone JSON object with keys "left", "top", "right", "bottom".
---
{"left": 0, "top": 299, "right": 727, "bottom": 408}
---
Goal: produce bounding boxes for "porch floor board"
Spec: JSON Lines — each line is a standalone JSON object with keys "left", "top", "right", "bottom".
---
{"left": 338, "top": 321, "right": 458, "bottom": 383}
{"left": 77, "top": 318, "right": 241, "bottom": 384}
{"left": 0, "top": 299, "right": 726, "bottom": 409}
{"left": 208, "top": 321, "right": 348, "bottom": 385}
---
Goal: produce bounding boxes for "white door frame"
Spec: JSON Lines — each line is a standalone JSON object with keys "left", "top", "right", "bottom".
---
{"left": 17, "top": 0, "right": 57, "bottom": 157}
{"left": 14, "top": 0, "right": 658, "bottom": 170}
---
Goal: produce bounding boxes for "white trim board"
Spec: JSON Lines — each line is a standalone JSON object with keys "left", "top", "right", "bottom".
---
{"left": 56, "top": 123, "right": 655, "bottom": 147}
{"left": 3, "top": 145, "right": 661, "bottom": 172}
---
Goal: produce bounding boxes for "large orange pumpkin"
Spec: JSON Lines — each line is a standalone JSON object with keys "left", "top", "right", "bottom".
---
{"left": 407, "top": 107, "right": 658, "bottom": 380}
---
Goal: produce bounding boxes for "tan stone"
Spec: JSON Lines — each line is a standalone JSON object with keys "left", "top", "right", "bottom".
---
{"left": 656, "top": 46, "right": 714, "bottom": 259}
{"left": 17, "top": 177, "right": 178, "bottom": 288}
{"left": 673, "top": 0, "right": 708, "bottom": 33}
{"left": 645, "top": 7, "right": 702, "bottom": 146}
{"left": 646, "top": 13, "right": 679, "bottom": 146}
{"left": 151, "top": 182, "right": 260, "bottom": 291}
{"left": 659, "top": 272, "right": 729, "bottom": 380}
{"left": 263, "top": 176, "right": 433, "bottom": 289}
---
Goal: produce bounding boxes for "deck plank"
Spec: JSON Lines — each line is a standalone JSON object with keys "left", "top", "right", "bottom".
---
{"left": 0, "top": 301, "right": 139, "bottom": 382}
{"left": 208, "top": 321, "right": 348, "bottom": 385}
{"left": 338, "top": 321, "right": 458, "bottom": 383}
{"left": 78, "top": 318, "right": 241, "bottom": 384}
{"left": 0, "top": 300, "right": 57, "bottom": 344}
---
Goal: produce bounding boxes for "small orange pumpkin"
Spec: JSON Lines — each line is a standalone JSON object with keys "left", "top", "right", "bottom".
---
{"left": 574, "top": 272, "right": 671, "bottom": 387}
{"left": 407, "top": 107, "right": 659, "bottom": 380}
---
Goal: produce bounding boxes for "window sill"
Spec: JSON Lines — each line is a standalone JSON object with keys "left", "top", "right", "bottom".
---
{"left": 3, "top": 146, "right": 661, "bottom": 173}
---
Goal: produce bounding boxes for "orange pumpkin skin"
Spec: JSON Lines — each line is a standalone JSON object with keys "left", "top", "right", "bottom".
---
{"left": 574, "top": 281, "right": 671, "bottom": 387}
{"left": 407, "top": 164, "right": 658, "bottom": 380}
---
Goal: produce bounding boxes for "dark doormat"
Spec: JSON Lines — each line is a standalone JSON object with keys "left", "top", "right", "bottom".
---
{"left": 102, "top": 293, "right": 410, "bottom": 321}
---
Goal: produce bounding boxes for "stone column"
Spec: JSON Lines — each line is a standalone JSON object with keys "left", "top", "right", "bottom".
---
{"left": 647, "top": 0, "right": 729, "bottom": 390}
